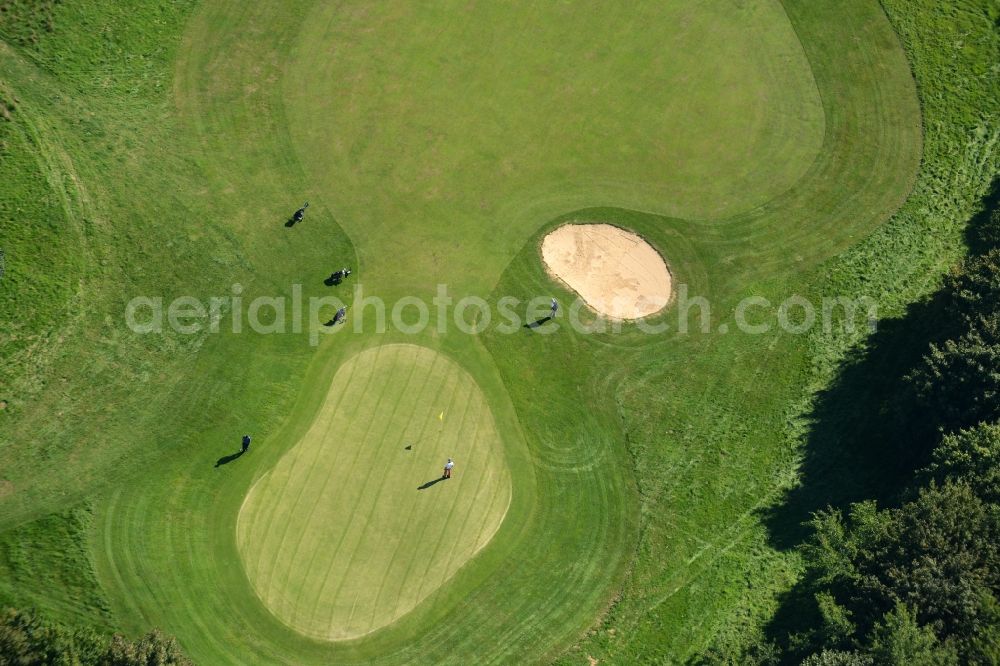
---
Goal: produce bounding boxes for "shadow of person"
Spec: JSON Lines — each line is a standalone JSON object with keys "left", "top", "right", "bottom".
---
{"left": 417, "top": 477, "right": 446, "bottom": 490}
{"left": 215, "top": 451, "right": 244, "bottom": 468}
{"left": 524, "top": 316, "right": 552, "bottom": 329}
{"left": 284, "top": 217, "right": 298, "bottom": 228}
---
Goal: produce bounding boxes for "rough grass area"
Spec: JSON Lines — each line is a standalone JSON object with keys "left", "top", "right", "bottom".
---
{"left": 0, "top": 117, "right": 82, "bottom": 372}
{"left": 0, "top": 0, "right": 57, "bottom": 48}
{"left": 0, "top": 506, "right": 114, "bottom": 632}
{"left": 0, "top": 0, "right": 196, "bottom": 97}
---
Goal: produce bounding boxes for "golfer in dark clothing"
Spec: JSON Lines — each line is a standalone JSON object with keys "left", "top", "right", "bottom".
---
{"left": 241, "top": 434, "right": 251, "bottom": 453}
{"left": 293, "top": 201, "right": 309, "bottom": 222}
{"left": 333, "top": 306, "right": 347, "bottom": 325}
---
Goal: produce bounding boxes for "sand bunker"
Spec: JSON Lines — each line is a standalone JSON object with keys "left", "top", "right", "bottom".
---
{"left": 541, "top": 224, "right": 672, "bottom": 319}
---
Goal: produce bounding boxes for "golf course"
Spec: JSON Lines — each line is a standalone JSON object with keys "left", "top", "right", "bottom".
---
{"left": 0, "top": 0, "right": 997, "bottom": 663}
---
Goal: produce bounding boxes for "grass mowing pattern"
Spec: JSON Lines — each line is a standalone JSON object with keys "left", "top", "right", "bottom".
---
{"left": 238, "top": 344, "right": 511, "bottom": 640}
{"left": 0, "top": 0, "right": 927, "bottom": 663}
{"left": 283, "top": 0, "right": 825, "bottom": 294}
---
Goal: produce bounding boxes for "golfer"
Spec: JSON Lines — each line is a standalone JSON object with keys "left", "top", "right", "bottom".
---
{"left": 293, "top": 201, "right": 309, "bottom": 222}
{"left": 333, "top": 306, "right": 347, "bottom": 325}
{"left": 241, "top": 434, "right": 251, "bottom": 453}
{"left": 550, "top": 298, "right": 559, "bottom": 318}
{"left": 443, "top": 458, "right": 454, "bottom": 479}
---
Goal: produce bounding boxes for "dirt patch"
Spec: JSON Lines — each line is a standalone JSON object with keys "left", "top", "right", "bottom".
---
{"left": 541, "top": 223, "right": 672, "bottom": 319}
{"left": 0, "top": 479, "right": 13, "bottom": 500}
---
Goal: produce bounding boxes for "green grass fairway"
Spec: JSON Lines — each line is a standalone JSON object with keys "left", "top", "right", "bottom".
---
{"left": 0, "top": 0, "right": 931, "bottom": 662}
{"left": 237, "top": 344, "right": 511, "bottom": 640}
{"left": 282, "top": 0, "right": 825, "bottom": 293}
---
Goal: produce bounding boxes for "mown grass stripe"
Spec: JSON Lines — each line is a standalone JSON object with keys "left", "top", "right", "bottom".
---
{"left": 266, "top": 342, "right": 396, "bottom": 605}
{"left": 362, "top": 367, "right": 476, "bottom": 631}
{"left": 236, "top": 344, "right": 511, "bottom": 640}
{"left": 247, "top": 343, "right": 382, "bottom": 597}
{"left": 312, "top": 347, "right": 437, "bottom": 634}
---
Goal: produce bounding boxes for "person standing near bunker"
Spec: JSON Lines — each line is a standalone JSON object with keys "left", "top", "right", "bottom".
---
{"left": 550, "top": 298, "right": 559, "bottom": 318}
{"left": 443, "top": 458, "right": 454, "bottom": 479}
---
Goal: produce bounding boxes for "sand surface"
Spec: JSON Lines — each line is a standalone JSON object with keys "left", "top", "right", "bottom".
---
{"left": 541, "top": 224, "right": 672, "bottom": 319}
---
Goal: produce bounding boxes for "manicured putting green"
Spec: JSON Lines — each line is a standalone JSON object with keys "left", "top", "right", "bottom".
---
{"left": 236, "top": 344, "right": 512, "bottom": 641}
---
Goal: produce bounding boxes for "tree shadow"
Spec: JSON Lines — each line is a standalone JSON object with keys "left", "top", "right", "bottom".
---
{"left": 215, "top": 451, "right": 245, "bottom": 468}
{"left": 760, "top": 177, "right": 1000, "bottom": 655}
{"left": 763, "top": 177, "right": 1000, "bottom": 552}
{"left": 524, "top": 316, "right": 551, "bottom": 329}
{"left": 965, "top": 177, "right": 1000, "bottom": 254}
{"left": 761, "top": 296, "right": 951, "bottom": 549}
{"left": 417, "top": 477, "right": 446, "bottom": 490}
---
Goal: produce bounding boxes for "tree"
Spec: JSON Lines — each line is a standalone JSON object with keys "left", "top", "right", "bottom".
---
{"left": 801, "top": 650, "right": 873, "bottom": 666}
{"left": 905, "top": 230, "right": 1000, "bottom": 436}
{"left": 0, "top": 608, "right": 190, "bottom": 666}
{"left": 804, "top": 503, "right": 889, "bottom": 591}
{"left": 908, "top": 315, "right": 1000, "bottom": 434}
{"left": 856, "top": 483, "right": 1000, "bottom": 647}
{"left": 0, "top": 607, "right": 104, "bottom": 665}
{"left": 815, "top": 592, "right": 858, "bottom": 651}
{"left": 922, "top": 422, "right": 1000, "bottom": 503}
{"left": 103, "top": 630, "right": 192, "bottom": 666}
{"left": 868, "top": 602, "right": 958, "bottom": 665}
{"left": 796, "top": 483, "right": 1000, "bottom": 662}
{"left": 945, "top": 248, "right": 1000, "bottom": 326}
{"left": 966, "top": 591, "right": 1000, "bottom": 664}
